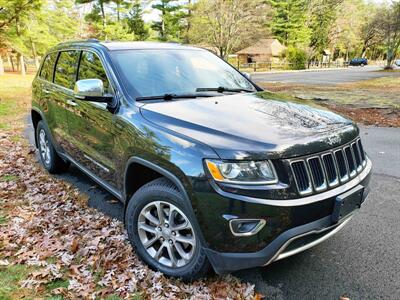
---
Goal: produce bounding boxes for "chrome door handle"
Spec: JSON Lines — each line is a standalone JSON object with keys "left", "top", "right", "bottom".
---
{"left": 67, "top": 99, "right": 78, "bottom": 107}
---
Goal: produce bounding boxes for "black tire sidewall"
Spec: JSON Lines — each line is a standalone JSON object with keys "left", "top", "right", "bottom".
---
{"left": 125, "top": 179, "right": 209, "bottom": 280}
{"left": 36, "top": 121, "right": 56, "bottom": 171}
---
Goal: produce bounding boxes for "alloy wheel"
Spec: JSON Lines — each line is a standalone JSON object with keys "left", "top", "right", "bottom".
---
{"left": 39, "top": 129, "right": 51, "bottom": 165}
{"left": 137, "top": 201, "right": 196, "bottom": 268}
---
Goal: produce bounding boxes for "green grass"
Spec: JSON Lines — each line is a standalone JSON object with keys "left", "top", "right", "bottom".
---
{"left": 0, "top": 74, "right": 33, "bottom": 130}
{"left": 0, "top": 265, "right": 32, "bottom": 299}
{"left": 0, "top": 214, "right": 7, "bottom": 224}
{"left": 46, "top": 278, "right": 69, "bottom": 291}
{"left": 0, "top": 175, "right": 18, "bottom": 182}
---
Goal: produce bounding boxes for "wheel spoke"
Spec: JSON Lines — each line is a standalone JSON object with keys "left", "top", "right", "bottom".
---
{"left": 138, "top": 222, "right": 157, "bottom": 234}
{"left": 171, "top": 220, "right": 189, "bottom": 231}
{"left": 166, "top": 243, "right": 178, "bottom": 267}
{"left": 143, "top": 236, "right": 158, "bottom": 248}
{"left": 168, "top": 207, "right": 176, "bottom": 227}
{"left": 144, "top": 211, "right": 160, "bottom": 226}
{"left": 156, "top": 202, "right": 165, "bottom": 224}
{"left": 175, "top": 234, "right": 195, "bottom": 246}
{"left": 174, "top": 242, "right": 190, "bottom": 261}
{"left": 154, "top": 243, "right": 165, "bottom": 260}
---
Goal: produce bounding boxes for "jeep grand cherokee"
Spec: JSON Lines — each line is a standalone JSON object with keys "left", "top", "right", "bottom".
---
{"left": 31, "top": 40, "right": 372, "bottom": 280}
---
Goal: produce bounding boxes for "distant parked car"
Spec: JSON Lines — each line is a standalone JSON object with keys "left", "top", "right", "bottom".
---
{"left": 349, "top": 58, "right": 368, "bottom": 67}
{"left": 395, "top": 59, "right": 400, "bottom": 67}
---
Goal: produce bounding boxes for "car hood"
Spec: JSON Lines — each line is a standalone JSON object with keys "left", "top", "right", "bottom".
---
{"left": 140, "top": 91, "right": 359, "bottom": 160}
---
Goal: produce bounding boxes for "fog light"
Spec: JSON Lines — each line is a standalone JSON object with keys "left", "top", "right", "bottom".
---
{"left": 229, "top": 219, "right": 266, "bottom": 236}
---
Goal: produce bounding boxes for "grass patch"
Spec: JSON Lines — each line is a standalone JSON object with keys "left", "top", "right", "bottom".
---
{"left": 0, "top": 74, "right": 33, "bottom": 130}
{"left": 0, "top": 175, "right": 18, "bottom": 182}
{"left": 0, "top": 264, "right": 32, "bottom": 299}
{"left": 0, "top": 214, "right": 7, "bottom": 224}
{"left": 46, "top": 278, "right": 69, "bottom": 291}
{"left": 260, "top": 76, "right": 400, "bottom": 109}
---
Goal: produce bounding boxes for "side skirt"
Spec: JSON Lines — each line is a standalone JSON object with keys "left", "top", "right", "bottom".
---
{"left": 60, "top": 153, "right": 123, "bottom": 201}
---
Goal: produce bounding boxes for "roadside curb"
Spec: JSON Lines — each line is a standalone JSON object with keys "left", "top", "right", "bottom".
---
{"left": 250, "top": 67, "right": 350, "bottom": 75}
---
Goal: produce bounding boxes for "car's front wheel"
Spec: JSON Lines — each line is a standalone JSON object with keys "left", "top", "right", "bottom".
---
{"left": 36, "top": 120, "right": 69, "bottom": 173}
{"left": 125, "top": 178, "right": 210, "bottom": 281}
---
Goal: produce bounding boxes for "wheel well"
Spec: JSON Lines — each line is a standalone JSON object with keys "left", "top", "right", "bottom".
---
{"left": 124, "top": 162, "right": 164, "bottom": 203}
{"left": 31, "top": 110, "right": 42, "bottom": 147}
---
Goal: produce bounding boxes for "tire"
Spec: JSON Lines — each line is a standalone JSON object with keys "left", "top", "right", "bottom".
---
{"left": 125, "top": 178, "right": 210, "bottom": 281}
{"left": 36, "top": 120, "right": 70, "bottom": 173}
{"left": 360, "top": 63, "right": 365, "bottom": 67}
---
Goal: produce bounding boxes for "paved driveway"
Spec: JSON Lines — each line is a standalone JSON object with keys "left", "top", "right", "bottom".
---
{"left": 25, "top": 123, "right": 400, "bottom": 299}
{"left": 252, "top": 66, "right": 400, "bottom": 85}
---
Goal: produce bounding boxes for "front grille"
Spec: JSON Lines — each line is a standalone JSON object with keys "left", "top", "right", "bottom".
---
{"left": 290, "top": 138, "right": 367, "bottom": 195}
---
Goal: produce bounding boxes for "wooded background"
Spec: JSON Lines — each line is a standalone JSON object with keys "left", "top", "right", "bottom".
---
{"left": 1, "top": 0, "right": 399, "bottom": 74}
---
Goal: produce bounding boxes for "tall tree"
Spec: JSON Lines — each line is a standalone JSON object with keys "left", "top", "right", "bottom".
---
{"left": 189, "top": 0, "right": 268, "bottom": 59}
{"left": 308, "top": 0, "right": 342, "bottom": 58}
{"left": 151, "top": 0, "right": 183, "bottom": 41}
{"left": 267, "top": 0, "right": 310, "bottom": 46}
{"left": 75, "top": 0, "right": 111, "bottom": 30}
{"left": 379, "top": 2, "right": 400, "bottom": 68}
{"left": 127, "top": 0, "right": 149, "bottom": 40}
{"left": 0, "top": 0, "right": 42, "bottom": 32}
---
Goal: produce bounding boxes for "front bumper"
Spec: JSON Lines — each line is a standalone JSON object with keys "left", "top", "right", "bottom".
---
{"left": 205, "top": 212, "right": 357, "bottom": 274}
{"left": 194, "top": 158, "right": 372, "bottom": 274}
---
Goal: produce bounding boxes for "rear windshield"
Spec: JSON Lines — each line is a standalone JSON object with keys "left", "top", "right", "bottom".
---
{"left": 110, "top": 49, "right": 255, "bottom": 98}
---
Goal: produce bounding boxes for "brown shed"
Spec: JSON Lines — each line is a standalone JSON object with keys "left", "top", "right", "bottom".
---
{"left": 236, "top": 39, "right": 286, "bottom": 64}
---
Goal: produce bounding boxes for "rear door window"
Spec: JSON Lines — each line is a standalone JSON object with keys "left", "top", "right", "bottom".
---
{"left": 54, "top": 51, "right": 80, "bottom": 90}
{"left": 78, "top": 51, "right": 111, "bottom": 93}
{"left": 40, "top": 53, "right": 57, "bottom": 82}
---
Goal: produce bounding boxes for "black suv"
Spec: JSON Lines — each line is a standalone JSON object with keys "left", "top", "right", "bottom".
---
{"left": 349, "top": 57, "right": 368, "bottom": 66}
{"left": 32, "top": 41, "right": 372, "bottom": 280}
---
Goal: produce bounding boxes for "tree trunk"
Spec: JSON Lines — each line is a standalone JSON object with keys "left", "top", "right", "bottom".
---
{"left": 100, "top": 2, "right": 106, "bottom": 30}
{"left": 30, "top": 39, "right": 40, "bottom": 70}
{"left": 20, "top": 54, "right": 26, "bottom": 76}
{"left": 0, "top": 56, "right": 4, "bottom": 75}
{"left": 8, "top": 55, "right": 14, "bottom": 72}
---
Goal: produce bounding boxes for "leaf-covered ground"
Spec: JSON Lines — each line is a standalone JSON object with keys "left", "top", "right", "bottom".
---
{"left": 0, "top": 74, "right": 257, "bottom": 299}
{"left": 0, "top": 131, "right": 256, "bottom": 299}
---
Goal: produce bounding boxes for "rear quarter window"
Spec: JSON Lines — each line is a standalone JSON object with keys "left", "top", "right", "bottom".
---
{"left": 54, "top": 50, "right": 80, "bottom": 90}
{"left": 39, "top": 53, "right": 57, "bottom": 82}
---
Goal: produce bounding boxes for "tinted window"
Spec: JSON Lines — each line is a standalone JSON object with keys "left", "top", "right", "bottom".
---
{"left": 54, "top": 51, "right": 80, "bottom": 89}
{"left": 78, "top": 51, "right": 111, "bottom": 93}
{"left": 40, "top": 53, "right": 57, "bottom": 82}
{"left": 111, "top": 49, "right": 255, "bottom": 97}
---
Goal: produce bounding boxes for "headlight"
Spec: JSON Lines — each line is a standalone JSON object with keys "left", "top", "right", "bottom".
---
{"left": 205, "top": 159, "right": 278, "bottom": 185}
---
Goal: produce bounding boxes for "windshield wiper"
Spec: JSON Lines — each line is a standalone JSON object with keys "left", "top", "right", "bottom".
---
{"left": 136, "top": 93, "right": 215, "bottom": 101}
{"left": 196, "top": 86, "right": 254, "bottom": 93}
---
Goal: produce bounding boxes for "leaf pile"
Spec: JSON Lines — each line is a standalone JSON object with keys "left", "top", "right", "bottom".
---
{"left": 0, "top": 132, "right": 255, "bottom": 299}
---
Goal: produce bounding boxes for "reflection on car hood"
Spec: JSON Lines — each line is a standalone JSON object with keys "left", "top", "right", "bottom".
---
{"left": 140, "top": 91, "right": 359, "bottom": 160}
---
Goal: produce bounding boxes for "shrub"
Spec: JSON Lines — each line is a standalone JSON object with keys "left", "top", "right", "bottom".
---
{"left": 285, "top": 47, "right": 307, "bottom": 70}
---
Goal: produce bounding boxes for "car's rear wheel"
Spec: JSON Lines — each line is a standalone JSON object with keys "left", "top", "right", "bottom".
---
{"left": 125, "top": 178, "right": 210, "bottom": 281}
{"left": 36, "top": 120, "right": 69, "bottom": 173}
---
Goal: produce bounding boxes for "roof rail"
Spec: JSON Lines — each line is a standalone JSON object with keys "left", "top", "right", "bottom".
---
{"left": 86, "top": 38, "right": 100, "bottom": 43}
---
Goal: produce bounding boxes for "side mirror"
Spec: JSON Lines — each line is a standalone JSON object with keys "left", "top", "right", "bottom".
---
{"left": 74, "top": 79, "right": 113, "bottom": 102}
{"left": 243, "top": 72, "right": 252, "bottom": 81}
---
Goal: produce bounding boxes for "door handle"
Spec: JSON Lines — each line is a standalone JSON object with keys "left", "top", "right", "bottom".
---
{"left": 67, "top": 99, "right": 78, "bottom": 107}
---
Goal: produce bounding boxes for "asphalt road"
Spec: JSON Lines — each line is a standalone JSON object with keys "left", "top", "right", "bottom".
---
{"left": 252, "top": 66, "right": 400, "bottom": 85}
{"left": 25, "top": 123, "right": 400, "bottom": 299}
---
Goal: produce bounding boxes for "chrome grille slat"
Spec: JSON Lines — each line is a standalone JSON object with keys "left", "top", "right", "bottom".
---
{"left": 290, "top": 139, "right": 367, "bottom": 195}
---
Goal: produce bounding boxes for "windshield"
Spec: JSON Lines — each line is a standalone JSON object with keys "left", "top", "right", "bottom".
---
{"left": 110, "top": 49, "right": 256, "bottom": 98}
